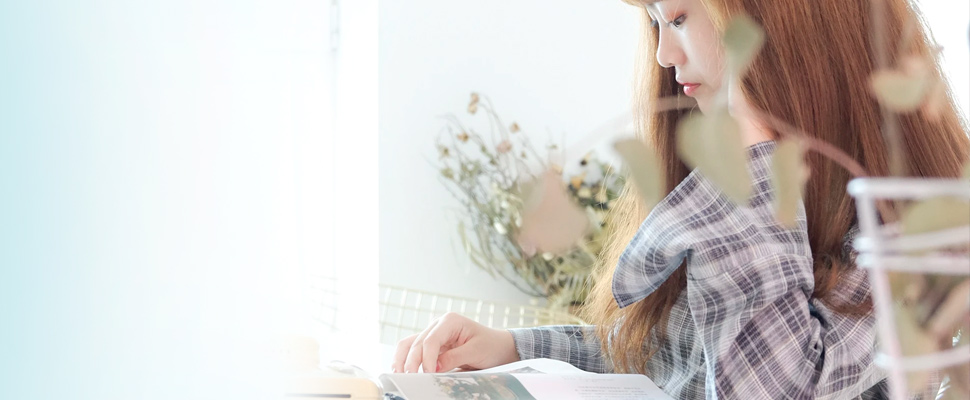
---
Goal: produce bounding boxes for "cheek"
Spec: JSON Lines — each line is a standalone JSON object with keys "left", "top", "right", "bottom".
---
{"left": 689, "top": 29, "right": 726, "bottom": 87}
{"left": 703, "top": 67, "right": 723, "bottom": 92}
{"left": 707, "top": 48, "right": 726, "bottom": 88}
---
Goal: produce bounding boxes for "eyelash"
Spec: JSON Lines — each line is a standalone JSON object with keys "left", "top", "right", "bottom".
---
{"left": 651, "top": 14, "right": 687, "bottom": 29}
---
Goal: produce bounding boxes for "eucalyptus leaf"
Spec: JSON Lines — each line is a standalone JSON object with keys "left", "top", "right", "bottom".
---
{"left": 723, "top": 14, "right": 766, "bottom": 75}
{"left": 770, "top": 140, "right": 807, "bottom": 227}
{"left": 613, "top": 139, "right": 666, "bottom": 211}
{"left": 926, "top": 279, "right": 970, "bottom": 339}
{"left": 893, "top": 303, "right": 937, "bottom": 392}
{"left": 921, "top": 79, "right": 947, "bottom": 122}
{"left": 900, "top": 196, "right": 970, "bottom": 235}
{"left": 677, "top": 110, "right": 752, "bottom": 204}
{"left": 886, "top": 271, "right": 926, "bottom": 304}
{"left": 870, "top": 69, "right": 930, "bottom": 112}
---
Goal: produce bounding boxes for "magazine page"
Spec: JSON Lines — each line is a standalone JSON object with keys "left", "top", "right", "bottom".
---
{"left": 381, "top": 358, "right": 673, "bottom": 400}
{"left": 470, "top": 358, "right": 590, "bottom": 374}
{"left": 513, "top": 373, "right": 671, "bottom": 399}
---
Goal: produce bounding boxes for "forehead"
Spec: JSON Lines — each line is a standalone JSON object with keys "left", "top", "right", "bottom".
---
{"left": 623, "top": 0, "right": 662, "bottom": 6}
{"left": 633, "top": 0, "right": 687, "bottom": 10}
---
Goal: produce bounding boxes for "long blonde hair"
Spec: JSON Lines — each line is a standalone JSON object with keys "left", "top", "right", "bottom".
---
{"left": 586, "top": 0, "right": 970, "bottom": 374}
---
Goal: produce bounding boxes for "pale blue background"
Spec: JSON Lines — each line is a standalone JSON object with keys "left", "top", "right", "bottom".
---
{"left": 0, "top": 1, "right": 358, "bottom": 398}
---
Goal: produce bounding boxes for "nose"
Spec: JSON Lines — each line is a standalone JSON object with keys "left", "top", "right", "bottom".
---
{"left": 655, "top": 29, "right": 685, "bottom": 69}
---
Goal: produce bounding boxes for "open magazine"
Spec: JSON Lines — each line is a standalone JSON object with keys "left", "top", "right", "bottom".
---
{"left": 379, "top": 358, "right": 673, "bottom": 400}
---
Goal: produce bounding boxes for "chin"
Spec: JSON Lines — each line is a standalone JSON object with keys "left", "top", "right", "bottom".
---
{"left": 694, "top": 98, "right": 711, "bottom": 115}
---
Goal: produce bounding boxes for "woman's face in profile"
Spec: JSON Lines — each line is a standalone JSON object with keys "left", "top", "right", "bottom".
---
{"left": 645, "top": 0, "right": 725, "bottom": 114}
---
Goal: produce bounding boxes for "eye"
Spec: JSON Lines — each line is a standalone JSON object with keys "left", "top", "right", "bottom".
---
{"left": 671, "top": 14, "right": 687, "bottom": 28}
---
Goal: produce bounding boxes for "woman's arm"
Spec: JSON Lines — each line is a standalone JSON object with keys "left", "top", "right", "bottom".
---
{"left": 686, "top": 250, "right": 886, "bottom": 399}
{"left": 507, "top": 325, "right": 613, "bottom": 373}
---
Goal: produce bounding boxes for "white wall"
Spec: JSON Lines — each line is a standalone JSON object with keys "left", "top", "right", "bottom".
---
{"left": 379, "top": 0, "right": 640, "bottom": 305}
{"left": 917, "top": 0, "right": 970, "bottom": 122}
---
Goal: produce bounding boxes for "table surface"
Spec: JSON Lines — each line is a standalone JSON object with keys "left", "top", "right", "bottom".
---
{"left": 323, "top": 340, "right": 398, "bottom": 377}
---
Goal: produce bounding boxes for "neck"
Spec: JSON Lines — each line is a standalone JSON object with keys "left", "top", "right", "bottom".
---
{"left": 727, "top": 80, "right": 774, "bottom": 146}
{"left": 737, "top": 112, "right": 774, "bottom": 146}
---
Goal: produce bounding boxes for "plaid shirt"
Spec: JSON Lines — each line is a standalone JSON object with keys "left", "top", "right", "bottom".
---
{"left": 509, "top": 141, "right": 894, "bottom": 399}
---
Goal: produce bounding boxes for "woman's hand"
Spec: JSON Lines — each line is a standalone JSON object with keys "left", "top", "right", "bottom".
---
{"left": 391, "top": 312, "right": 520, "bottom": 373}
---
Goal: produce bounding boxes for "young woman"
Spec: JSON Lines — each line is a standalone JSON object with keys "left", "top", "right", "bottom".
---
{"left": 392, "top": 0, "right": 970, "bottom": 398}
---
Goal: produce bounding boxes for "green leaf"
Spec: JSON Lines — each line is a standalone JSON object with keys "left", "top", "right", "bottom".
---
{"left": 770, "top": 140, "right": 807, "bottom": 227}
{"left": 613, "top": 139, "right": 665, "bottom": 211}
{"left": 925, "top": 279, "right": 970, "bottom": 339}
{"left": 723, "top": 14, "right": 766, "bottom": 75}
{"left": 676, "top": 109, "right": 752, "bottom": 204}
{"left": 870, "top": 69, "right": 929, "bottom": 112}
{"left": 893, "top": 303, "right": 937, "bottom": 391}
{"left": 900, "top": 197, "right": 970, "bottom": 235}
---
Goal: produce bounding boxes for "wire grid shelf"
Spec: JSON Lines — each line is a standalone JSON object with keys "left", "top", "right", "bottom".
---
{"left": 847, "top": 178, "right": 970, "bottom": 400}
{"left": 379, "top": 284, "right": 587, "bottom": 346}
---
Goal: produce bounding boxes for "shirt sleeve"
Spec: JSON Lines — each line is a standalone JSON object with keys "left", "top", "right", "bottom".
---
{"left": 507, "top": 325, "right": 612, "bottom": 373}
{"left": 685, "top": 250, "right": 887, "bottom": 399}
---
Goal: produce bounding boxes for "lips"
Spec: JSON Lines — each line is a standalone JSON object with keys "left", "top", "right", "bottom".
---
{"left": 679, "top": 82, "right": 700, "bottom": 96}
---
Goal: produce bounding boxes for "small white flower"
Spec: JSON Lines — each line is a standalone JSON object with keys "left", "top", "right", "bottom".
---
{"left": 493, "top": 221, "right": 508, "bottom": 235}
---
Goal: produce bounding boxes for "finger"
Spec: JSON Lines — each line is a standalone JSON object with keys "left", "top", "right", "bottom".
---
{"left": 391, "top": 333, "right": 418, "bottom": 373}
{"left": 437, "top": 343, "right": 479, "bottom": 373}
{"left": 403, "top": 339, "right": 424, "bottom": 373}
{"left": 420, "top": 321, "right": 457, "bottom": 374}
{"left": 404, "top": 319, "right": 441, "bottom": 373}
